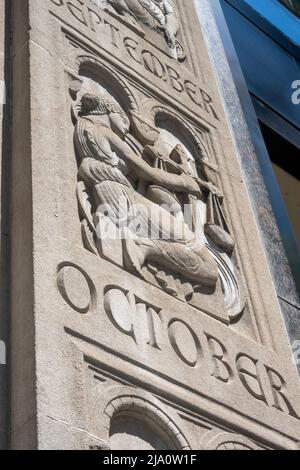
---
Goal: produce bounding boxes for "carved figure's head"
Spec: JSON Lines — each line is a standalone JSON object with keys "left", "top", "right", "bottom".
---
{"left": 79, "top": 93, "right": 109, "bottom": 117}
{"left": 79, "top": 93, "right": 130, "bottom": 137}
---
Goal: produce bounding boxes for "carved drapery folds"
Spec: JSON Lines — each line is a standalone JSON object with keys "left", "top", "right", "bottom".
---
{"left": 70, "top": 56, "right": 245, "bottom": 323}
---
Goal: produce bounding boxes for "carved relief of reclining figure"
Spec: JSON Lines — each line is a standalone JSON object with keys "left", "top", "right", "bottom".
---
{"left": 74, "top": 93, "right": 219, "bottom": 288}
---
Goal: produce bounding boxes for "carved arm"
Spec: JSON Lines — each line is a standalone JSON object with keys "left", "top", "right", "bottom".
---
{"left": 109, "top": 132, "right": 201, "bottom": 196}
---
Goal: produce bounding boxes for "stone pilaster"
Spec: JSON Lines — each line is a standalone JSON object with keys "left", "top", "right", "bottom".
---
{"left": 8, "top": 0, "right": 300, "bottom": 449}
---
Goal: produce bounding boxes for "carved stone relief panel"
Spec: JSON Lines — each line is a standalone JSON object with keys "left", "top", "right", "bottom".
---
{"left": 49, "top": 3, "right": 300, "bottom": 449}
{"left": 201, "top": 431, "right": 263, "bottom": 450}
{"left": 67, "top": 56, "right": 245, "bottom": 326}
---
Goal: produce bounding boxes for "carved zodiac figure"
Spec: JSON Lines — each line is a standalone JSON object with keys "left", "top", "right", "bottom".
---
{"left": 74, "top": 93, "right": 219, "bottom": 288}
{"left": 108, "top": 0, "right": 180, "bottom": 57}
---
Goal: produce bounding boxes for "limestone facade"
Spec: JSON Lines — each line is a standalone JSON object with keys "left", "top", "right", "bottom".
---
{"left": 0, "top": 0, "right": 299, "bottom": 449}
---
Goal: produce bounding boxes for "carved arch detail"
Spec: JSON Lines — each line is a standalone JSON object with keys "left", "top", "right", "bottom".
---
{"left": 91, "top": 386, "right": 191, "bottom": 450}
{"left": 153, "top": 105, "right": 211, "bottom": 161}
{"left": 74, "top": 54, "right": 139, "bottom": 113}
{"left": 202, "top": 430, "right": 262, "bottom": 450}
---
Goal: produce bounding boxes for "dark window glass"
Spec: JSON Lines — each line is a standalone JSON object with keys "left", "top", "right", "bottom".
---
{"left": 259, "top": 122, "right": 300, "bottom": 248}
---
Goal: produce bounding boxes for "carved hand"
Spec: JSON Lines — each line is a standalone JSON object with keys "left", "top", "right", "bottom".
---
{"left": 150, "top": 169, "right": 202, "bottom": 197}
{"left": 182, "top": 175, "right": 203, "bottom": 197}
{"left": 205, "top": 181, "right": 223, "bottom": 199}
{"left": 193, "top": 178, "right": 223, "bottom": 199}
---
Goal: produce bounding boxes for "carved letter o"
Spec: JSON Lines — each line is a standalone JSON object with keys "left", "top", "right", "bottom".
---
{"left": 57, "top": 263, "right": 96, "bottom": 314}
{"left": 168, "top": 320, "right": 201, "bottom": 367}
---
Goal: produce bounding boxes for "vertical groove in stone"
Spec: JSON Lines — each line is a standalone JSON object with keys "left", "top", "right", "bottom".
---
{"left": 0, "top": 0, "right": 12, "bottom": 451}
{"left": 9, "top": 0, "right": 37, "bottom": 450}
